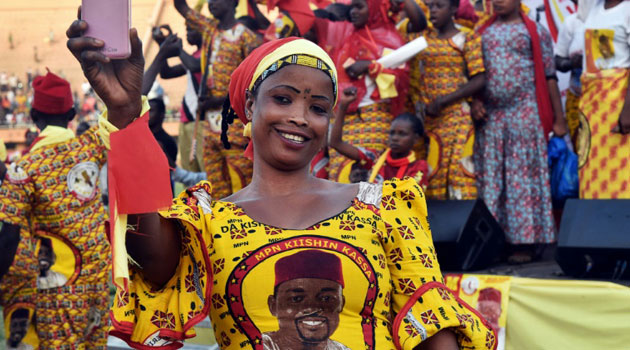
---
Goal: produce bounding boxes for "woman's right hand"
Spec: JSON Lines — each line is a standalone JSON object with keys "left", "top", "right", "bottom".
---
{"left": 339, "top": 87, "right": 358, "bottom": 109}
{"left": 66, "top": 7, "right": 144, "bottom": 129}
{"left": 345, "top": 60, "right": 371, "bottom": 80}
{"left": 471, "top": 98, "right": 487, "bottom": 121}
{"left": 157, "top": 34, "right": 182, "bottom": 59}
{"left": 152, "top": 24, "right": 173, "bottom": 46}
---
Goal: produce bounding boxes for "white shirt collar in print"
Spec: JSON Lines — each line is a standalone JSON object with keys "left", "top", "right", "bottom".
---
{"left": 67, "top": 161, "right": 99, "bottom": 201}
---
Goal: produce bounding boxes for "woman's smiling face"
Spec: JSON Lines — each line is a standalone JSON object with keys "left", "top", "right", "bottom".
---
{"left": 245, "top": 64, "right": 335, "bottom": 171}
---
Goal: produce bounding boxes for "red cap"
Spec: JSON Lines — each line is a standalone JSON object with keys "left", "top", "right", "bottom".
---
{"left": 32, "top": 69, "right": 74, "bottom": 115}
{"left": 274, "top": 250, "right": 344, "bottom": 288}
{"left": 478, "top": 288, "right": 501, "bottom": 303}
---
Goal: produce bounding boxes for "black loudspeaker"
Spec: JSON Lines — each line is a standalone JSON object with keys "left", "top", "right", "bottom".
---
{"left": 426, "top": 199, "right": 505, "bottom": 271}
{"left": 556, "top": 199, "right": 630, "bottom": 279}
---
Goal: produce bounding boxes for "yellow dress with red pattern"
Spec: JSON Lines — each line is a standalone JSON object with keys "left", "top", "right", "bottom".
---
{"left": 0, "top": 127, "right": 110, "bottom": 350}
{"left": 186, "top": 9, "right": 262, "bottom": 199}
{"left": 110, "top": 178, "right": 496, "bottom": 350}
{"left": 411, "top": 28, "right": 484, "bottom": 200}
{"left": 0, "top": 227, "right": 38, "bottom": 350}
{"left": 329, "top": 103, "right": 394, "bottom": 182}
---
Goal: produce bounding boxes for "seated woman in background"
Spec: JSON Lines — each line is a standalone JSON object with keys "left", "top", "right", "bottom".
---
{"left": 330, "top": 86, "right": 429, "bottom": 187}
{"left": 67, "top": 14, "right": 496, "bottom": 349}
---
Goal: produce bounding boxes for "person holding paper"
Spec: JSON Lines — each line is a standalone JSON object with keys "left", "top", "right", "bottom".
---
{"left": 326, "top": 0, "right": 427, "bottom": 182}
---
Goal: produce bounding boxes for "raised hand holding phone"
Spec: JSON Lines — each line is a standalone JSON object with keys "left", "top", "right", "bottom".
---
{"left": 81, "top": 0, "right": 131, "bottom": 59}
{"left": 67, "top": 7, "right": 144, "bottom": 129}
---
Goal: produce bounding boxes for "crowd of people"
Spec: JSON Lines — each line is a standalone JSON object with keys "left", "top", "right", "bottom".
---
{"left": 0, "top": 70, "right": 36, "bottom": 126}
{"left": 0, "top": 0, "right": 628, "bottom": 349}
{"left": 0, "top": 69, "right": 108, "bottom": 127}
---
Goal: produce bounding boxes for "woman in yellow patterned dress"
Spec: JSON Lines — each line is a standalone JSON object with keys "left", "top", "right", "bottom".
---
{"left": 406, "top": 0, "right": 485, "bottom": 200}
{"left": 67, "top": 25, "right": 496, "bottom": 350}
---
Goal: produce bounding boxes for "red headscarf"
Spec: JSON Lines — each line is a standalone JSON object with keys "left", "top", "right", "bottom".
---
{"left": 227, "top": 38, "right": 300, "bottom": 126}
{"left": 224, "top": 37, "right": 338, "bottom": 158}
{"left": 267, "top": 0, "right": 316, "bottom": 37}
{"left": 328, "top": 0, "right": 409, "bottom": 115}
{"left": 477, "top": 12, "right": 554, "bottom": 138}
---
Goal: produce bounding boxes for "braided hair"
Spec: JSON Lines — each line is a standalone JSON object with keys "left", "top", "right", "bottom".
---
{"left": 220, "top": 95, "right": 237, "bottom": 150}
{"left": 393, "top": 112, "right": 424, "bottom": 137}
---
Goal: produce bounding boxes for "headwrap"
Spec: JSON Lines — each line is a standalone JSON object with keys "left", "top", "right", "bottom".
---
{"left": 32, "top": 69, "right": 74, "bottom": 115}
{"left": 477, "top": 12, "right": 554, "bottom": 138}
{"left": 266, "top": 0, "right": 316, "bottom": 39}
{"left": 222, "top": 37, "right": 338, "bottom": 158}
{"left": 329, "top": 0, "right": 409, "bottom": 115}
{"left": 274, "top": 250, "right": 345, "bottom": 288}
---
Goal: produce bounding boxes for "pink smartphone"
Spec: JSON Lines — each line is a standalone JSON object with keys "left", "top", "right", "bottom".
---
{"left": 82, "top": 0, "right": 131, "bottom": 59}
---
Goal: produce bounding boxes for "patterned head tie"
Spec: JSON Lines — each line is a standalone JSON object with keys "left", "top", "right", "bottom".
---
{"left": 221, "top": 37, "right": 338, "bottom": 156}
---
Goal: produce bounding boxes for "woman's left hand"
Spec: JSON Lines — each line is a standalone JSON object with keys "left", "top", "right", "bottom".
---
{"left": 552, "top": 116, "right": 569, "bottom": 137}
{"left": 612, "top": 109, "right": 630, "bottom": 134}
{"left": 345, "top": 60, "right": 371, "bottom": 80}
{"left": 426, "top": 98, "right": 443, "bottom": 118}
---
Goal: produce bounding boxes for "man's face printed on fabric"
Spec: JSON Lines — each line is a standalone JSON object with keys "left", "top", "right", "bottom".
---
{"left": 269, "top": 278, "right": 345, "bottom": 344}
{"left": 8, "top": 309, "right": 29, "bottom": 347}
{"left": 38, "top": 238, "right": 54, "bottom": 276}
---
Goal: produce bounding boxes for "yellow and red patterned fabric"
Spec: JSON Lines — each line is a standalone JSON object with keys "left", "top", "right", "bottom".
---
{"left": 186, "top": 10, "right": 262, "bottom": 101}
{"left": 0, "top": 127, "right": 110, "bottom": 349}
{"left": 185, "top": 9, "right": 261, "bottom": 199}
{"left": 202, "top": 119, "right": 253, "bottom": 199}
{"left": 328, "top": 103, "right": 393, "bottom": 182}
{"left": 407, "top": 29, "right": 483, "bottom": 200}
{"left": 0, "top": 235, "right": 39, "bottom": 350}
{"left": 565, "top": 89, "right": 581, "bottom": 148}
{"left": 110, "top": 178, "right": 495, "bottom": 350}
{"left": 578, "top": 68, "right": 630, "bottom": 199}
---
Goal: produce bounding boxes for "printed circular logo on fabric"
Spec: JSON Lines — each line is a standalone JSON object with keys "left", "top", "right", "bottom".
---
{"left": 461, "top": 276, "right": 480, "bottom": 295}
{"left": 576, "top": 111, "right": 590, "bottom": 169}
{"left": 7, "top": 163, "right": 29, "bottom": 184}
{"left": 67, "top": 161, "right": 99, "bottom": 201}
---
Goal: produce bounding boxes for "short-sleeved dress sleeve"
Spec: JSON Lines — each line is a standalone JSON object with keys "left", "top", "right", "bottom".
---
{"left": 110, "top": 182, "right": 214, "bottom": 350}
{"left": 379, "top": 178, "right": 497, "bottom": 350}
{"left": 464, "top": 32, "right": 486, "bottom": 77}
{"left": 555, "top": 16, "right": 575, "bottom": 58}
{"left": 185, "top": 9, "right": 217, "bottom": 34}
{"left": 0, "top": 162, "right": 34, "bottom": 229}
{"left": 537, "top": 23, "right": 557, "bottom": 77}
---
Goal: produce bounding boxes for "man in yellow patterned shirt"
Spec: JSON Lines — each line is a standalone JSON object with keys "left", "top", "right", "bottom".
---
{"left": 0, "top": 71, "right": 110, "bottom": 350}
{"left": 174, "top": 0, "right": 262, "bottom": 198}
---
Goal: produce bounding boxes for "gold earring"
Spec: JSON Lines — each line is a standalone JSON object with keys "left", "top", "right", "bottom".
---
{"left": 243, "top": 122, "right": 252, "bottom": 138}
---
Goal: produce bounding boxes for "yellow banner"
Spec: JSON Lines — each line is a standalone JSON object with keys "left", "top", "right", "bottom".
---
{"left": 446, "top": 274, "right": 512, "bottom": 350}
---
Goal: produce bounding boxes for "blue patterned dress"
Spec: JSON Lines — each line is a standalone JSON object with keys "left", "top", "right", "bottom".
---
{"left": 474, "top": 21, "right": 556, "bottom": 244}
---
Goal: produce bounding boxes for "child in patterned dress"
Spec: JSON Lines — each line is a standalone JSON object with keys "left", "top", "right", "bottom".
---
{"left": 330, "top": 87, "right": 429, "bottom": 187}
